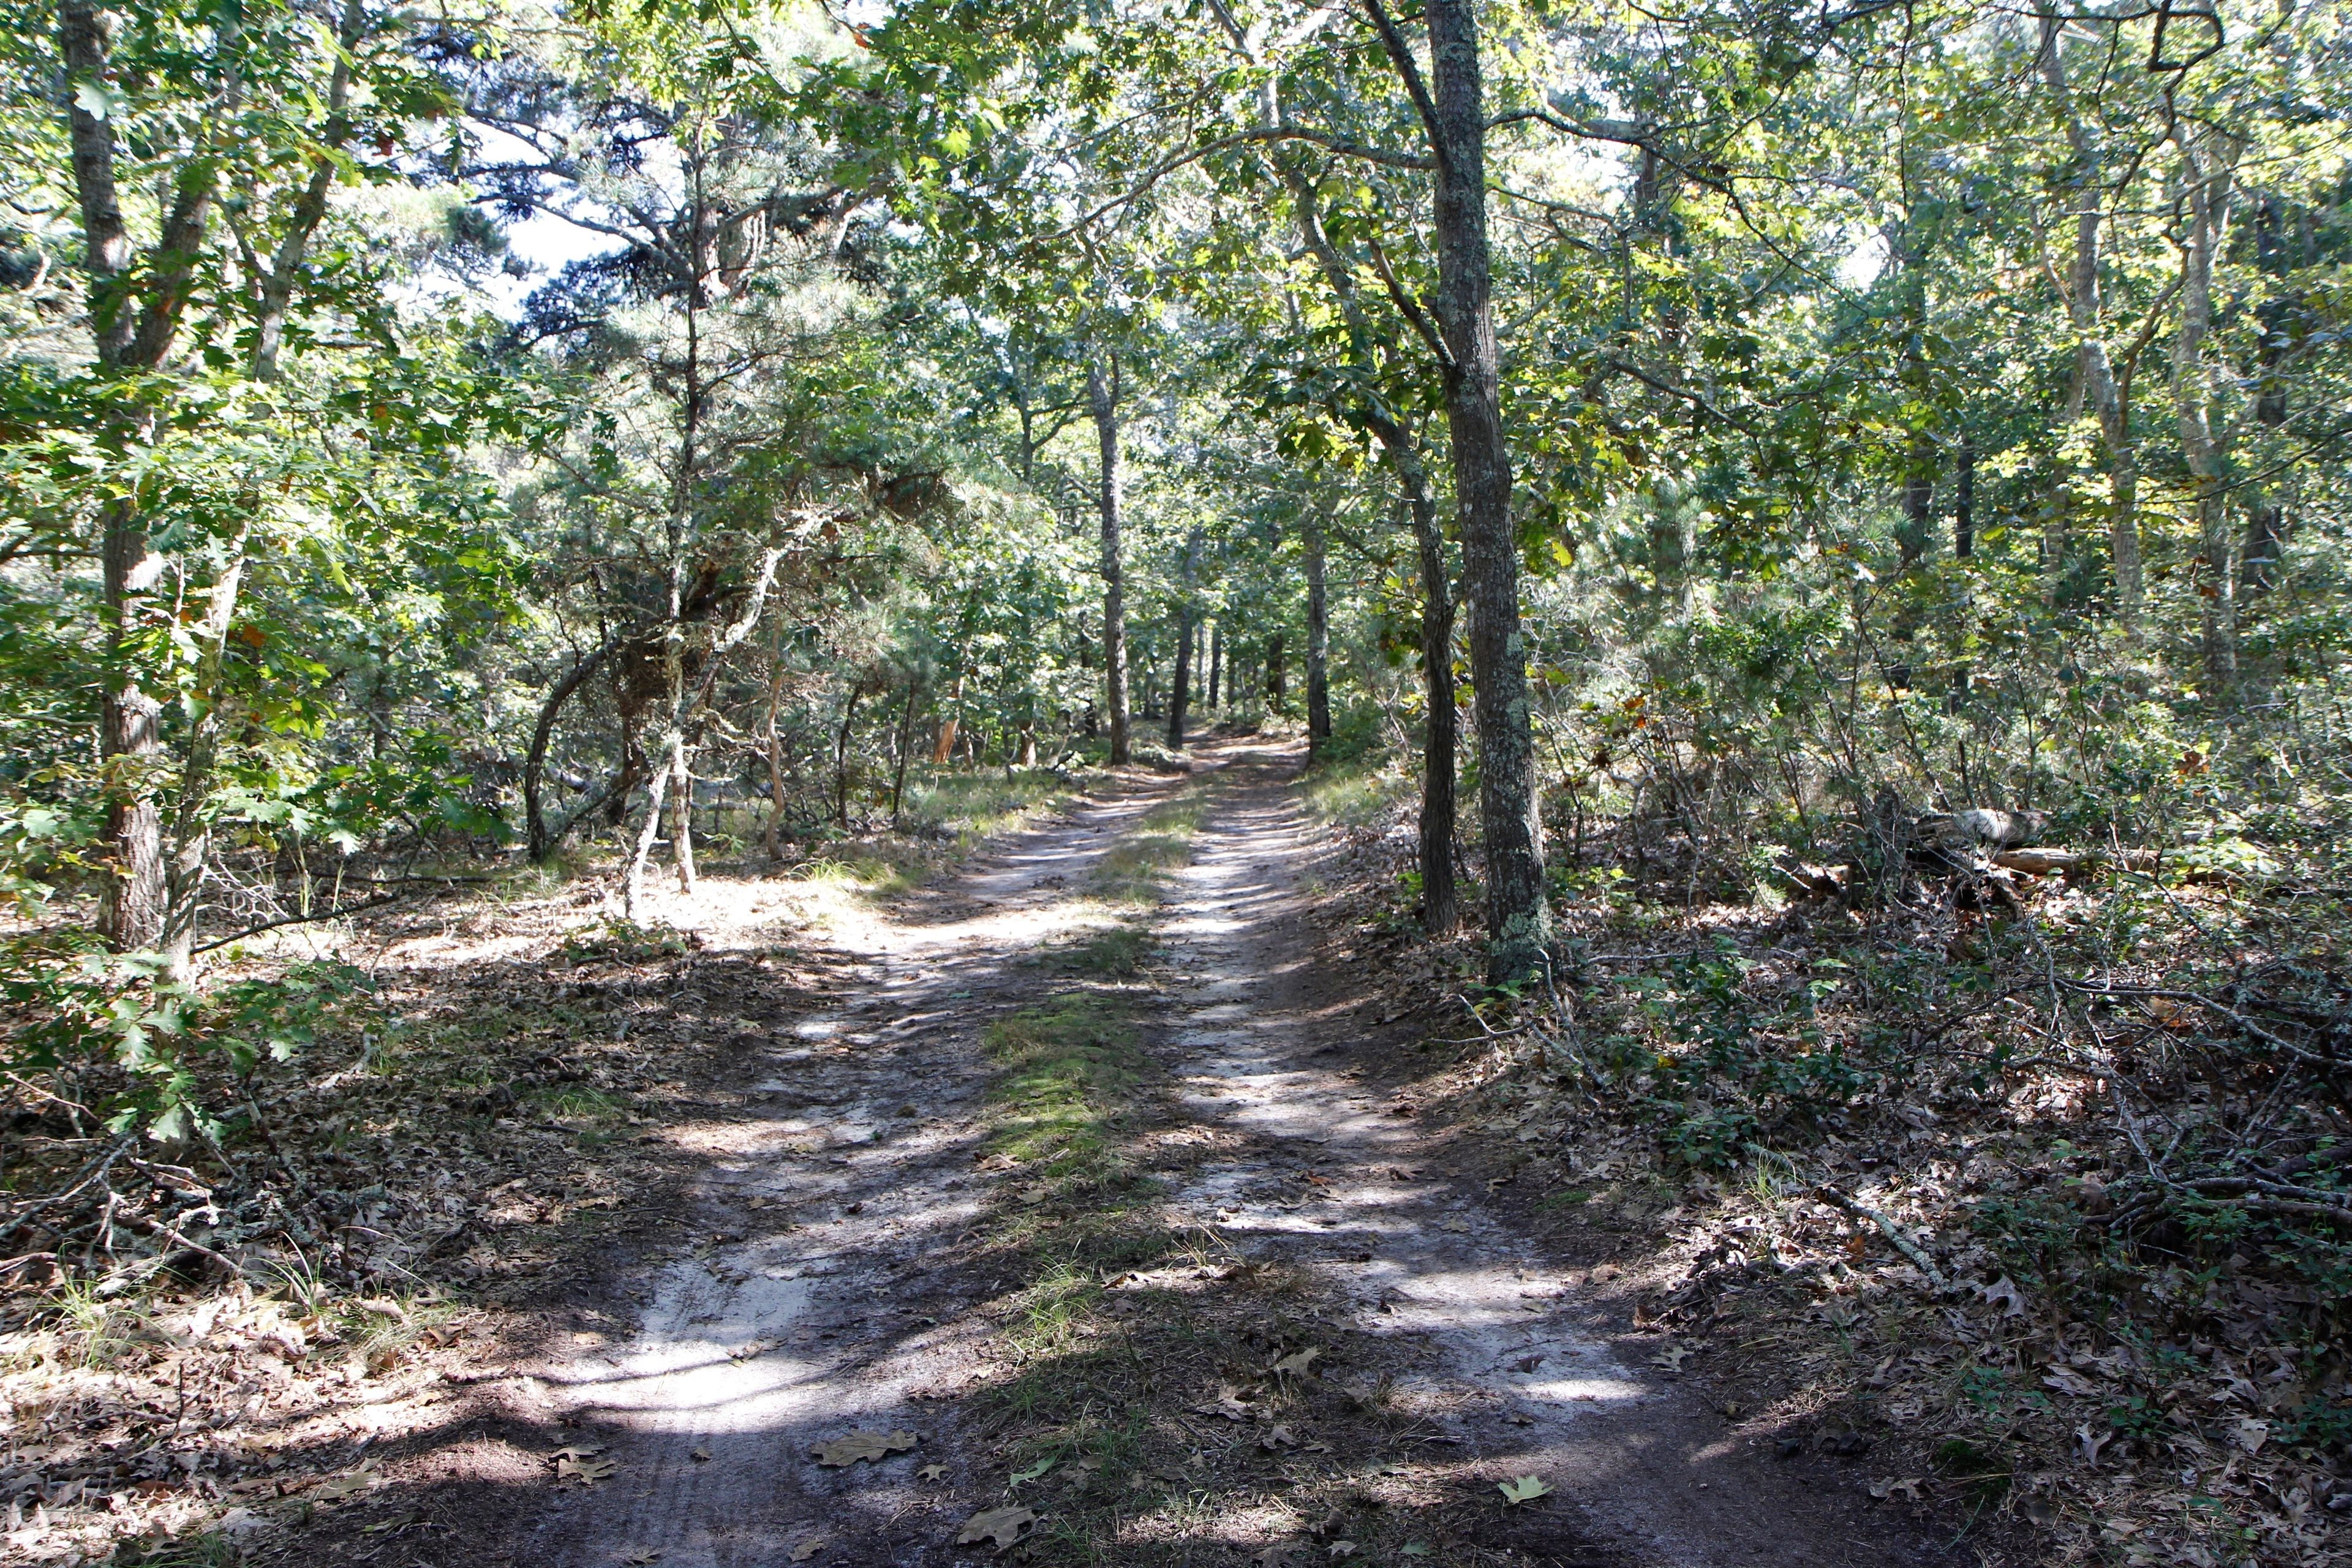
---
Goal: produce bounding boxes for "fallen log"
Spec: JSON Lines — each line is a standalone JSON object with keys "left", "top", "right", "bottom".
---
{"left": 1992, "top": 846, "right": 2162, "bottom": 877}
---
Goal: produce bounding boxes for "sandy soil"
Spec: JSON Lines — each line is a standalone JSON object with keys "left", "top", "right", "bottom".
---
{"left": 341, "top": 742, "right": 1949, "bottom": 1568}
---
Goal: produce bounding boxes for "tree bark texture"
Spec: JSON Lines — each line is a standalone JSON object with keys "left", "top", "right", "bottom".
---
{"left": 1305, "top": 510, "right": 1332, "bottom": 755}
{"left": 1088, "top": 356, "right": 1131, "bottom": 764}
{"left": 1423, "top": 0, "right": 1547, "bottom": 978}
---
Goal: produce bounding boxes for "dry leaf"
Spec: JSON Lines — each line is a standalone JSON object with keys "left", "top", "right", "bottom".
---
{"left": 954, "top": 1504, "right": 1038, "bottom": 1552}
{"left": 1008, "top": 1455, "right": 1055, "bottom": 1483}
{"left": 2042, "top": 1367, "right": 2098, "bottom": 1397}
{"left": 1980, "top": 1276, "right": 2027, "bottom": 1317}
{"left": 690, "top": 1446, "right": 712, "bottom": 1462}
{"left": 729, "top": 1338, "right": 781, "bottom": 1362}
{"left": 307, "top": 1464, "right": 382, "bottom": 1501}
{"left": 550, "top": 1443, "right": 606, "bottom": 1461}
{"left": 1327, "top": 1544, "right": 1358, "bottom": 1561}
{"left": 1497, "top": 1474, "right": 1553, "bottom": 1506}
{"left": 789, "top": 1535, "right": 829, "bottom": 1562}
{"left": 1651, "top": 1344, "right": 1691, "bottom": 1371}
{"left": 1270, "top": 1347, "right": 1322, "bottom": 1378}
{"left": 1868, "top": 1477, "right": 1924, "bottom": 1503}
{"left": 2233, "top": 1418, "right": 2270, "bottom": 1455}
{"left": 2075, "top": 1422, "right": 2114, "bottom": 1468}
{"left": 1252, "top": 1548, "right": 1289, "bottom": 1568}
{"left": 624, "top": 1551, "right": 662, "bottom": 1565}
{"left": 556, "top": 1454, "right": 619, "bottom": 1485}
{"left": 1200, "top": 1382, "right": 1255, "bottom": 1420}
{"left": 812, "top": 1429, "right": 918, "bottom": 1468}
{"left": 1257, "top": 1425, "right": 1298, "bottom": 1452}
{"left": 918, "top": 1463, "right": 947, "bottom": 1481}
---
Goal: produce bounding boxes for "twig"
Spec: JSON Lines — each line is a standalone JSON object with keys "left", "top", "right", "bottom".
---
{"left": 1816, "top": 1185, "right": 1949, "bottom": 1291}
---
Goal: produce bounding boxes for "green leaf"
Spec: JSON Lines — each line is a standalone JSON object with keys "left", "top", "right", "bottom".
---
{"left": 1497, "top": 1475, "right": 1553, "bottom": 1506}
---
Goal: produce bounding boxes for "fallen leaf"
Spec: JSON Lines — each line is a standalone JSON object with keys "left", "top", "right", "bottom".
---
{"left": 1199, "top": 1382, "right": 1256, "bottom": 1420}
{"left": 550, "top": 1443, "right": 606, "bottom": 1461}
{"left": 2041, "top": 1367, "right": 2098, "bottom": 1397}
{"left": 1979, "top": 1276, "right": 2027, "bottom": 1317}
{"left": 1252, "top": 1548, "right": 1289, "bottom": 1568}
{"left": 1651, "top": 1344, "right": 1691, "bottom": 1371}
{"left": 2021, "top": 1496, "right": 2060, "bottom": 1525}
{"left": 1497, "top": 1474, "right": 1553, "bottom": 1506}
{"left": 2233, "top": 1418, "right": 2270, "bottom": 1455}
{"left": 918, "top": 1464, "right": 947, "bottom": 1481}
{"left": 1510, "top": 1354, "right": 1544, "bottom": 1374}
{"left": 1270, "top": 1346, "right": 1322, "bottom": 1378}
{"left": 1008, "top": 1455, "right": 1055, "bottom": 1483}
{"left": 955, "top": 1504, "right": 1038, "bottom": 1552}
{"left": 307, "top": 1464, "right": 382, "bottom": 1502}
{"left": 813, "top": 1429, "right": 918, "bottom": 1468}
{"left": 690, "top": 1446, "right": 712, "bottom": 1462}
{"left": 1868, "top": 1477, "right": 1924, "bottom": 1503}
{"left": 624, "top": 1551, "right": 662, "bottom": 1565}
{"left": 1327, "top": 1544, "right": 1358, "bottom": 1561}
{"left": 1257, "top": 1425, "right": 1299, "bottom": 1452}
{"left": 729, "top": 1338, "right": 781, "bottom": 1362}
{"left": 1400, "top": 1547, "right": 1432, "bottom": 1560}
{"left": 790, "top": 1536, "right": 829, "bottom": 1562}
{"left": 2075, "top": 1422, "right": 2114, "bottom": 1468}
{"left": 556, "top": 1455, "right": 618, "bottom": 1485}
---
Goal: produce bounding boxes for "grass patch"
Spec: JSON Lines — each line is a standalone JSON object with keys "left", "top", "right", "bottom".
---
{"left": 1087, "top": 790, "right": 1208, "bottom": 903}
{"left": 902, "top": 767, "right": 1081, "bottom": 850}
{"left": 1300, "top": 754, "right": 1411, "bottom": 829}
{"left": 1060, "top": 922, "right": 1154, "bottom": 977}
{"left": 984, "top": 993, "right": 1144, "bottom": 1186}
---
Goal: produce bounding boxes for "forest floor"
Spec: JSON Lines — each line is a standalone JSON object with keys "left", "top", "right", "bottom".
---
{"left": 37, "top": 737, "right": 2346, "bottom": 1567}
{"left": 156, "top": 737, "right": 1963, "bottom": 1568}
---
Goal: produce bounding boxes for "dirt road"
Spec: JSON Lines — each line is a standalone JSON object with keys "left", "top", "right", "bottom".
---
{"left": 461, "top": 742, "right": 1942, "bottom": 1568}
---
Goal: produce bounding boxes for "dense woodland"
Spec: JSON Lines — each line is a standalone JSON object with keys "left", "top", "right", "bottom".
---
{"left": 4, "top": 0, "right": 2352, "bottom": 1563}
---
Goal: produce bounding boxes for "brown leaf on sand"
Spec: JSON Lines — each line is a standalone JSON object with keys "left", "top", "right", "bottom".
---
{"left": 789, "top": 1535, "right": 829, "bottom": 1562}
{"left": 1270, "top": 1346, "right": 1322, "bottom": 1378}
{"left": 812, "top": 1430, "right": 918, "bottom": 1468}
{"left": 954, "top": 1504, "right": 1038, "bottom": 1552}
{"left": 918, "top": 1463, "right": 947, "bottom": 1481}
{"left": 1257, "top": 1425, "right": 1300, "bottom": 1452}
{"left": 1198, "top": 1382, "right": 1255, "bottom": 1420}
{"left": 624, "top": 1551, "right": 662, "bottom": 1565}
{"left": 554, "top": 1454, "right": 617, "bottom": 1485}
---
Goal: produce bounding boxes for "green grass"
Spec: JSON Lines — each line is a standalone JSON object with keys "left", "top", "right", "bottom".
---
{"left": 902, "top": 767, "right": 1081, "bottom": 849}
{"left": 984, "top": 993, "right": 1143, "bottom": 1183}
{"left": 1300, "top": 754, "right": 1411, "bottom": 829}
{"left": 1087, "top": 790, "right": 1208, "bottom": 903}
{"left": 1060, "top": 923, "right": 1154, "bottom": 977}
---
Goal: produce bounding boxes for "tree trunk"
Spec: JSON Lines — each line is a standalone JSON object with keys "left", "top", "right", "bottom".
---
{"left": 1405, "top": 491, "right": 1460, "bottom": 936}
{"left": 2172, "top": 129, "right": 2241, "bottom": 695}
{"left": 1423, "top": 0, "right": 1547, "bottom": 979}
{"left": 1953, "top": 435, "right": 1975, "bottom": 559}
{"left": 1168, "top": 533, "right": 1198, "bottom": 748}
{"left": 669, "top": 730, "right": 697, "bottom": 893}
{"left": 891, "top": 674, "right": 921, "bottom": 824}
{"left": 2039, "top": 9, "right": 2144, "bottom": 631}
{"left": 1207, "top": 622, "right": 1222, "bottom": 707}
{"left": 1088, "top": 356, "right": 1132, "bottom": 764}
{"left": 1899, "top": 432, "right": 1936, "bottom": 568}
{"left": 1305, "top": 510, "right": 1332, "bottom": 754}
{"left": 834, "top": 684, "right": 863, "bottom": 826}
{"left": 1264, "top": 632, "right": 1286, "bottom": 711}
{"left": 766, "top": 644, "right": 790, "bottom": 859}
{"left": 622, "top": 751, "right": 673, "bottom": 922}
{"left": 526, "top": 639, "right": 617, "bottom": 864}
{"left": 933, "top": 673, "right": 963, "bottom": 765}
{"left": 2243, "top": 195, "right": 2291, "bottom": 599}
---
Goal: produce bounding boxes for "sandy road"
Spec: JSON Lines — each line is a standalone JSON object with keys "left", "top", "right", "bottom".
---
{"left": 499, "top": 742, "right": 1942, "bottom": 1568}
